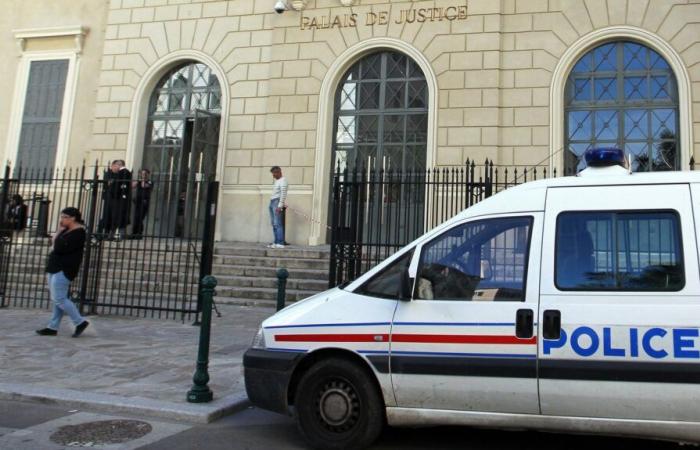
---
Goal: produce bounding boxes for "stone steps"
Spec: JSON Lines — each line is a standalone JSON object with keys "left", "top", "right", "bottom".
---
{"left": 214, "top": 285, "right": 319, "bottom": 301}
{"left": 213, "top": 274, "right": 327, "bottom": 291}
{"left": 3, "top": 241, "right": 332, "bottom": 309}
{"left": 212, "top": 254, "right": 329, "bottom": 271}
{"left": 7, "top": 253, "right": 200, "bottom": 267}
{"left": 4, "top": 267, "right": 199, "bottom": 284}
{"left": 9, "top": 256, "right": 328, "bottom": 282}
{"left": 211, "top": 264, "right": 324, "bottom": 280}
{"left": 210, "top": 242, "right": 330, "bottom": 307}
{"left": 8, "top": 239, "right": 202, "bottom": 253}
{"left": 6, "top": 283, "right": 319, "bottom": 308}
{"left": 214, "top": 296, "right": 301, "bottom": 309}
{"left": 6, "top": 257, "right": 202, "bottom": 275}
{"left": 4, "top": 276, "right": 322, "bottom": 305}
{"left": 214, "top": 244, "right": 330, "bottom": 260}
{"left": 4, "top": 280, "right": 197, "bottom": 298}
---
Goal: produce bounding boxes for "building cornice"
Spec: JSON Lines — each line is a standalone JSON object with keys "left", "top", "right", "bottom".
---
{"left": 13, "top": 26, "right": 89, "bottom": 54}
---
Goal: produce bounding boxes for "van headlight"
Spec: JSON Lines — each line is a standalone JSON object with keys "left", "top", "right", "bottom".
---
{"left": 251, "top": 327, "right": 266, "bottom": 349}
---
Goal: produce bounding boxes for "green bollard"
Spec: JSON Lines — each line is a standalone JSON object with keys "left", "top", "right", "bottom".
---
{"left": 187, "top": 275, "right": 217, "bottom": 403}
{"left": 276, "top": 268, "right": 288, "bottom": 312}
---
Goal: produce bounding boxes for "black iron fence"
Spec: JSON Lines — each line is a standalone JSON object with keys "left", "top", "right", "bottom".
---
{"left": 0, "top": 164, "right": 218, "bottom": 321}
{"left": 329, "top": 157, "right": 700, "bottom": 287}
{"left": 329, "top": 159, "right": 565, "bottom": 287}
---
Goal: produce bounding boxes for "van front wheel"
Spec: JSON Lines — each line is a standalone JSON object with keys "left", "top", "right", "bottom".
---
{"left": 294, "top": 358, "right": 384, "bottom": 450}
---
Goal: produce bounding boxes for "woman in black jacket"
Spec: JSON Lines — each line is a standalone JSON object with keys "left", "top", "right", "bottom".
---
{"left": 36, "top": 207, "right": 89, "bottom": 337}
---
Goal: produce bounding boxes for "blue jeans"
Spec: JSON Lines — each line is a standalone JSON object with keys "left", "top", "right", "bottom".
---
{"left": 269, "top": 198, "right": 284, "bottom": 245}
{"left": 47, "top": 271, "right": 84, "bottom": 330}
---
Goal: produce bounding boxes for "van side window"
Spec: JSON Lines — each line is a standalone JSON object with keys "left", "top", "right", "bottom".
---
{"left": 355, "top": 251, "right": 413, "bottom": 299}
{"left": 415, "top": 217, "right": 533, "bottom": 301}
{"left": 555, "top": 211, "right": 684, "bottom": 291}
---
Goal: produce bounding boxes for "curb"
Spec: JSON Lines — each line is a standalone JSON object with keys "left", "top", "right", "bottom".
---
{"left": 0, "top": 382, "right": 250, "bottom": 424}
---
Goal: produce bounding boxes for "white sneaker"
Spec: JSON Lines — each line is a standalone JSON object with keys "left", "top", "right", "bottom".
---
{"left": 273, "top": 244, "right": 285, "bottom": 249}
{"left": 266, "top": 243, "right": 276, "bottom": 248}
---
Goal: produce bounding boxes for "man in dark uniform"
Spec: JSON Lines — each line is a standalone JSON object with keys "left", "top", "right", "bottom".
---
{"left": 101, "top": 160, "right": 132, "bottom": 241}
{"left": 6, "top": 194, "right": 28, "bottom": 230}
{"left": 97, "top": 166, "right": 114, "bottom": 238}
{"left": 130, "top": 168, "right": 152, "bottom": 239}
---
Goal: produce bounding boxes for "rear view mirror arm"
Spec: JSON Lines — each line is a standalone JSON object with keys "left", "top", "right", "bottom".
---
{"left": 406, "top": 248, "right": 421, "bottom": 300}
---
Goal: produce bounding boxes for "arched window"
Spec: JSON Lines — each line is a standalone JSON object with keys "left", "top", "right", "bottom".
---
{"left": 328, "top": 51, "right": 429, "bottom": 249}
{"left": 565, "top": 41, "right": 679, "bottom": 172}
{"left": 143, "top": 62, "right": 221, "bottom": 178}
{"left": 142, "top": 62, "right": 221, "bottom": 237}
{"left": 332, "top": 51, "right": 428, "bottom": 174}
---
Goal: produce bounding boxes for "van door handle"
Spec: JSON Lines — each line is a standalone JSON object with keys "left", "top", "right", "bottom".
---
{"left": 543, "top": 310, "right": 561, "bottom": 340}
{"left": 515, "top": 309, "right": 533, "bottom": 338}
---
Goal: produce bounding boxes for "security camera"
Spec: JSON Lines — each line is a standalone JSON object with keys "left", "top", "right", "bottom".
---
{"left": 274, "top": 0, "right": 288, "bottom": 13}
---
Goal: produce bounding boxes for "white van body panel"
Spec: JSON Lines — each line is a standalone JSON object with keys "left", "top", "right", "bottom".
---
{"left": 539, "top": 183, "right": 700, "bottom": 422}
{"left": 689, "top": 184, "right": 700, "bottom": 284}
{"left": 390, "top": 212, "right": 544, "bottom": 414}
{"left": 386, "top": 408, "right": 700, "bottom": 444}
{"left": 261, "top": 289, "right": 396, "bottom": 356}
{"left": 260, "top": 287, "right": 398, "bottom": 407}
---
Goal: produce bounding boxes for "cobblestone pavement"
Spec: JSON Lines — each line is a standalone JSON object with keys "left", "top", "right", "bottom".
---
{"left": 0, "top": 304, "right": 270, "bottom": 405}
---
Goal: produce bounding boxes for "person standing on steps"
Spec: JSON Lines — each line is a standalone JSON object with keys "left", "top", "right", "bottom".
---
{"left": 110, "top": 160, "right": 132, "bottom": 240}
{"left": 268, "top": 166, "right": 288, "bottom": 249}
{"left": 99, "top": 160, "right": 132, "bottom": 241}
{"left": 130, "top": 168, "right": 153, "bottom": 239}
{"left": 36, "top": 207, "right": 89, "bottom": 337}
{"left": 6, "top": 194, "right": 27, "bottom": 231}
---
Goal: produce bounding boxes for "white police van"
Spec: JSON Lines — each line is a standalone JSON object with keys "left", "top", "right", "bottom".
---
{"left": 244, "top": 148, "right": 700, "bottom": 449}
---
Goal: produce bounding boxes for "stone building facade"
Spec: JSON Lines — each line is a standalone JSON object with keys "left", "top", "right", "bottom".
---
{"left": 0, "top": 1, "right": 109, "bottom": 169}
{"left": 2, "top": 0, "right": 699, "bottom": 245}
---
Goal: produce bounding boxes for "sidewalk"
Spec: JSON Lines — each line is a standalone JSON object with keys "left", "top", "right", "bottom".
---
{"left": 0, "top": 304, "right": 272, "bottom": 423}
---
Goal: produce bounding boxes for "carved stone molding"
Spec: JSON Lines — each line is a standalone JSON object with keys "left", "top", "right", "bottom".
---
{"left": 13, "top": 26, "right": 88, "bottom": 54}
{"left": 290, "top": 0, "right": 307, "bottom": 10}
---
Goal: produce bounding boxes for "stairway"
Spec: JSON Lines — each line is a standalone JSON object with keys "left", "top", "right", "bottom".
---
{"left": 1, "top": 236, "right": 204, "bottom": 317}
{"left": 211, "top": 242, "right": 331, "bottom": 308}
{"left": 1, "top": 237, "right": 331, "bottom": 311}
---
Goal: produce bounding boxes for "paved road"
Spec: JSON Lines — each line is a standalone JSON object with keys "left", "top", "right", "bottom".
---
{"left": 0, "top": 399, "right": 686, "bottom": 450}
{"left": 141, "top": 407, "right": 685, "bottom": 450}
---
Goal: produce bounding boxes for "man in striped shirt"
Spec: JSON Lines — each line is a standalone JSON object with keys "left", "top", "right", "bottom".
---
{"left": 268, "top": 166, "right": 288, "bottom": 248}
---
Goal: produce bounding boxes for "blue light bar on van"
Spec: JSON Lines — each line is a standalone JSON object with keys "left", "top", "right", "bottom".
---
{"left": 584, "top": 147, "right": 626, "bottom": 167}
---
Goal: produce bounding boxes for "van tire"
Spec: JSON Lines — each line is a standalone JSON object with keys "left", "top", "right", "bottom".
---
{"left": 294, "top": 358, "right": 383, "bottom": 450}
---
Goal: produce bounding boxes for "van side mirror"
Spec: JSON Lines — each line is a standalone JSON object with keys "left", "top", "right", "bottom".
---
{"left": 406, "top": 249, "right": 422, "bottom": 300}
{"left": 480, "top": 260, "right": 492, "bottom": 280}
{"left": 408, "top": 254, "right": 418, "bottom": 279}
{"left": 400, "top": 269, "right": 414, "bottom": 301}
